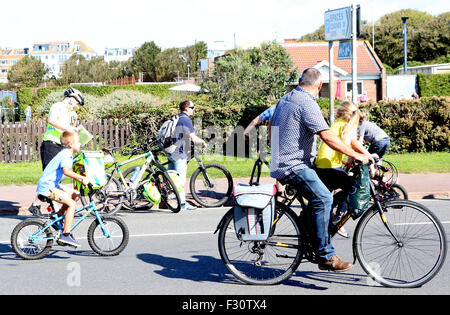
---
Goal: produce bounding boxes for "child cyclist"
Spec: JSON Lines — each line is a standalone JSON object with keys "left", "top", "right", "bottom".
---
{"left": 35, "top": 130, "right": 90, "bottom": 247}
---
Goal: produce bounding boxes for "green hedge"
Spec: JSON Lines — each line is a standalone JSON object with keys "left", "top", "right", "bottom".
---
{"left": 417, "top": 73, "right": 450, "bottom": 97}
{"left": 16, "top": 84, "right": 177, "bottom": 118}
{"left": 359, "top": 97, "right": 449, "bottom": 153}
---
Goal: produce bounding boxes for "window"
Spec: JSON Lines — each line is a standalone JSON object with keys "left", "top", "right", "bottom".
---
{"left": 346, "top": 81, "right": 363, "bottom": 96}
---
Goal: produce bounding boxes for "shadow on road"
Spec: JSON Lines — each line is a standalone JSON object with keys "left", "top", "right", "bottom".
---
{"left": 136, "top": 252, "right": 369, "bottom": 290}
{"left": 137, "top": 253, "right": 238, "bottom": 284}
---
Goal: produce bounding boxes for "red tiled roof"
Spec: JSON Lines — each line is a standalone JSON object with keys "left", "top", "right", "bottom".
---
{"left": 282, "top": 41, "right": 383, "bottom": 75}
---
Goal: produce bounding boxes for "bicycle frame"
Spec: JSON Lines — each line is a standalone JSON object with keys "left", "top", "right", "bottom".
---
{"left": 29, "top": 200, "right": 108, "bottom": 244}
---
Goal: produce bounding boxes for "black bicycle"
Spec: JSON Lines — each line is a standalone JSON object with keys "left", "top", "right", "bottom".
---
{"left": 216, "top": 163, "right": 447, "bottom": 288}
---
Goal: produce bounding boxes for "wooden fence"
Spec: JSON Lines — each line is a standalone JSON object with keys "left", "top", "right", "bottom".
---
{"left": 0, "top": 119, "right": 131, "bottom": 163}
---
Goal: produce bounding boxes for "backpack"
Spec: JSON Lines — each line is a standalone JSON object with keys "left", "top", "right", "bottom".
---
{"left": 156, "top": 114, "right": 180, "bottom": 154}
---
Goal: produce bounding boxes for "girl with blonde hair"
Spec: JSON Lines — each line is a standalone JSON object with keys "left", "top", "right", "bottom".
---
{"left": 315, "top": 101, "right": 372, "bottom": 237}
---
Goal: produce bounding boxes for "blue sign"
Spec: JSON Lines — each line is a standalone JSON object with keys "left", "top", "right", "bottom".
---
{"left": 338, "top": 40, "right": 352, "bottom": 59}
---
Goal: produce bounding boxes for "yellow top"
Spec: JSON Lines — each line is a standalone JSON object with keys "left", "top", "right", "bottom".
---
{"left": 315, "top": 119, "right": 353, "bottom": 169}
{"left": 42, "top": 101, "right": 77, "bottom": 143}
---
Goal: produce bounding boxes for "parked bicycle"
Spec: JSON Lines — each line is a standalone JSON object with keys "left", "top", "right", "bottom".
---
{"left": 215, "top": 162, "right": 447, "bottom": 288}
{"left": 80, "top": 146, "right": 182, "bottom": 214}
{"left": 11, "top": 184, "right": 129, "bottom": 260}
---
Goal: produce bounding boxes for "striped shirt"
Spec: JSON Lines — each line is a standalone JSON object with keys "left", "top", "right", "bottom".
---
{"left": 359, "top": 121, "right": 389, "bottom": 143}
{"left": 270, "top": 86, "right": 329, "bottom": 179}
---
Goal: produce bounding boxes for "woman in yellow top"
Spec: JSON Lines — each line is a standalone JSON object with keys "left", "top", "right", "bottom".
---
{"left": 315, "top": 101, "right": 372, "bottom": 237}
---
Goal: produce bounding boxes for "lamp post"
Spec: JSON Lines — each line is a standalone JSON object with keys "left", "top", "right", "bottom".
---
{"left": 401, "top": 16, "right": 409, "bottom": 73}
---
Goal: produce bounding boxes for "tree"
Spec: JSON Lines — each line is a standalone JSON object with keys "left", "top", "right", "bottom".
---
{"left": 60, "top": 55, "right": 128, "bottom": 84}
{"left": 156, "top": 47, "right": 185, "bottom": 81}
{"left": 300, "top": 9, "right": 450, "bottom": 69}
{"left": 373, "top": 9, "right": 435, "bottom": 68}
{"left": 130, "top": 41, "right": 161, "bottom": 82}
{"left": 7, "top": 56, "right": 48, "bottom": 88}
{"left": 201, "top": 42, "right": 298, "bottom": 107}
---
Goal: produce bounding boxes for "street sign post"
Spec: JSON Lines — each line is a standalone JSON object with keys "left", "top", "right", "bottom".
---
{"left": 324, "top": 7, "right": 352, "bottom": 42}
{"left": 325, "top": 4, "right": 359, "bottom": 119}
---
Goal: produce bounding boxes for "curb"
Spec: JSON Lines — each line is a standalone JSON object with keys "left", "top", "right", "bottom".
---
{"left": 1, "top": 191, "right": 448, "bottom": 217}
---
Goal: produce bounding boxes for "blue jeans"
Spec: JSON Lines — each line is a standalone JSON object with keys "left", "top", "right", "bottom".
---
{"left": 167, "top": 154, "right": 187, "bottom": 205}
{"left": 315, "top": 167, "right": 352, "bottom": 217}
{"left": 369, "top": 137, "right": 390, "bottom": 158}
{"left": 284, "top": 168, "right": 335, "bottom": 261}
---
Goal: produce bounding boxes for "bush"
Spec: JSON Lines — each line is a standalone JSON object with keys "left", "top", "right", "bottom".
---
{"left": 417, "top": 73, "right": 450, "bottom": 97}
{"left": 359, "top": 97, "right": 449, "bottom": 152}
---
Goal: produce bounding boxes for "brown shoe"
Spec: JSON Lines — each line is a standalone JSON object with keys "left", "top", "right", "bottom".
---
{"left": 318, "top": 255, "right": 353, "bottom": 272}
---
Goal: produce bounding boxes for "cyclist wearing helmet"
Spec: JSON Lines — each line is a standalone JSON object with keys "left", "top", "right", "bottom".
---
{"left": 40, "top": 87, "right": 84, "bottom": 170}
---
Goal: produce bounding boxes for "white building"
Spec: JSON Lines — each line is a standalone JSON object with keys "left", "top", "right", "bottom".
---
{"left": 30, "top": 41, "right": 97, "bottom": 78}
{"left": 103, "top": 48, "right": 136, "bottom": 63}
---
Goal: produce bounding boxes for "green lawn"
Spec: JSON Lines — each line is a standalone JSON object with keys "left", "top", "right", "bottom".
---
{"left": 0, "top": 152, "right": 449, "bottom": 186}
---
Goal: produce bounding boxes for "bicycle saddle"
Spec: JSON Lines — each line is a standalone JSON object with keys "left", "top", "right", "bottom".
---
{"left": 37, "top": 194, "right": 52, "bottom": 204}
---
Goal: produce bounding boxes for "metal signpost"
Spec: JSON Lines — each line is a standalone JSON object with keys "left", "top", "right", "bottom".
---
{"left": 325, "top": 5, "right": 359, "bottom": 123}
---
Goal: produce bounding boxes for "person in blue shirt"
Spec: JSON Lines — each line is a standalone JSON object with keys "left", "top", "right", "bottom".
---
{"left": 167, "top": 100, "right": 207, "bottom": 211}
{"left": 270, "top": 68, "right": 372, "bottom": 272}
{"left": 35, "top": 130, "right": 89, "bottom": 247}
{"left": 243, "top": 106, "right": 275, "bottom": 139}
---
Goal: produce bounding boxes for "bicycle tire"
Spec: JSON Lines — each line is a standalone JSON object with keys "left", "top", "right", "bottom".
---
{"left": 388, "top": 183, "right": 408, "bottom": 200}
{"left": 87, "top": 216, "right": 129, "bottom": 256}
{"left": 376, "top": 160, "right": 398, "bottom": 184}
{"left": 190, "top": 163, "right": 233, "bottom": 207}
{"left": 11, "top": 218, "right": 54, "bottom": 260}
{"left": 80, "top": 173, "right": 124, "bottom": 215}
{"left": 218, "top": 203, "right": 302, "bottom": 285}
{"left": 153, "top": 170, "right": 182, "bottom": 213}
{"left": 354, "top": 200, "right": 447, "bottom": 288}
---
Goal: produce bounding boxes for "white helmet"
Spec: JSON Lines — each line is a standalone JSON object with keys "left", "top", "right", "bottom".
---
{"left": 64, "top": 87, "right": 84, "bottom": 105}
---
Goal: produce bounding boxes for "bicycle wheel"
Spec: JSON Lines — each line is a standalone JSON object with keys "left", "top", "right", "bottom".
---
{"left": 386, "top": 183, "right": 408, "bottom": 200}
{"left": 152, "top": 170, "right": 182, "bottom": 213}
{"left": 190, "top": 163, "right": 233, "bottom": 207}
{"left": 218, "top": 203, "right": 302, "bottom": 285}
{"left": 81, "top": 173, "right": 124, "bottom": 215}
{"left": 354, "top": 200, "right": 447, "bottom": 288}
{"left": 11, "top": 218, "right": 54, "bottom": 260}
{"left": 87, "top": 216, "right": 129, "bottom": 256}
{"left": 376, "top": 160, "right": 398, "bottom": 184}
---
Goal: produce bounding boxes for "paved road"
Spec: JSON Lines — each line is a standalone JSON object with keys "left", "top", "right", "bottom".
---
{"left": 0, "top": 199, "right": 449, "bottom": 297}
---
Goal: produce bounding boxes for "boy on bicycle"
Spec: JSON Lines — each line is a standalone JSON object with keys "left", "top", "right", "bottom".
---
{"left": 35, "top": 130, "right": 90, "bottom": 247}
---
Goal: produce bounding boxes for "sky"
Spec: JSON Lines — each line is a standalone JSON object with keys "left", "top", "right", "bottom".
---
{"left": 2, "top": 0, "right": 449, "bottom": 55}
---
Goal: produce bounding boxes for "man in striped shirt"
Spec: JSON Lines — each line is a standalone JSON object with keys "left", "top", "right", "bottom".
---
{"left": 270, "top": 68, "right": 372, "bottom": 272}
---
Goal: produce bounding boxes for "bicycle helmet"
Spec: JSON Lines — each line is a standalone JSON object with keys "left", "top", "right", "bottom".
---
{"left": 64, "top": 87, "right": 85, "bottom": 106}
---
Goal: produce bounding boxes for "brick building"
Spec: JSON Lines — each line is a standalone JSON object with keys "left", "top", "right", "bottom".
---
{"left": 0, "top": 48, "right": 29, "bottom": 84}
{"left": 282, "top": 40, "right": 386, "bottom": 102}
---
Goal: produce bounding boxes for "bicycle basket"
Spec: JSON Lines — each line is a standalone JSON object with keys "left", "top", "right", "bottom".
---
{"left": 73, "top": 151, "right": 107, "bottom": 196}
{"left": 233, "top": 184, "right": 277, "bottom": 241}
{"left": 348, "top": 164, "right": 371, "bottom": 219}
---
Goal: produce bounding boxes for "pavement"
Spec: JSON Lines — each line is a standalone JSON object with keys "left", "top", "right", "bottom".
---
{"left": 0, "top": 173, "right": 449, "bottom": 217}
